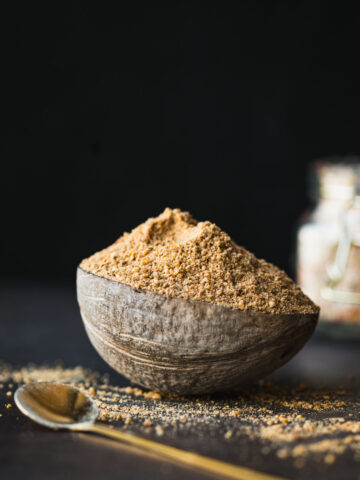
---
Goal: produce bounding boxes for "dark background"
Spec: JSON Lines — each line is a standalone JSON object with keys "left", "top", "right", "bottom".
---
{"left": 2, "top": 1, "right": 360, "bottom": 282}
{"left": 2, "top": 6, "right": 360, "bottom": 479}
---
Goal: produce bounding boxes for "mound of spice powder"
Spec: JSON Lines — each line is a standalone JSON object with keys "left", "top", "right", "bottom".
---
{"left": 80, "top": 208, "right": 318, "bottom": 314}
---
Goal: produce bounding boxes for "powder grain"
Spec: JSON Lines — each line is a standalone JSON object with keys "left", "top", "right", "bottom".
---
{"left": 2, "top": 362, "right": 360, "bottom": 469}
{"left": 80, "top": 208, "right": 318, "bottom": 314}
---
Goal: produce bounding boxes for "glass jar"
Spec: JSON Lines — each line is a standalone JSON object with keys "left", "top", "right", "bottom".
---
{"left": 296, "top": 158, "right": 360, "bottom": 338}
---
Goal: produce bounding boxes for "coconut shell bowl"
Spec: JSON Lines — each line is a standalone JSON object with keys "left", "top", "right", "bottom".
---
{"left": 76, "top": 268, "right": 318, "bottom": 395}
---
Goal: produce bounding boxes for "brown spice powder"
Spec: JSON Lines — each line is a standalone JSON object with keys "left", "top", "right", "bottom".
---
{"left": 2, "top": 363, "right": 360, "bottom": 468}
{"left": 80, "top": 208, "right": 318, "bottom": 314}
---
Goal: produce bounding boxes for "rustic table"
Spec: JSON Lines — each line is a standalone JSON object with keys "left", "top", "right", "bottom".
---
{"left": 1, "top": 281, "right": 360, "bottom": 480}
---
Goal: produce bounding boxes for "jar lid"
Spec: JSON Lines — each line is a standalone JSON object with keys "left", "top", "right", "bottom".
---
{"left": 309, "top": 156, "right": 360, "bottom": 201}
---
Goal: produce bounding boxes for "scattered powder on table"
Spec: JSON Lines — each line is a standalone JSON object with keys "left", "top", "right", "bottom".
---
{"left": 80, "top": 208, "right": 318, "bottom": 314}
{"left": 2, "top": 362, "right": 360, "bottom": 470}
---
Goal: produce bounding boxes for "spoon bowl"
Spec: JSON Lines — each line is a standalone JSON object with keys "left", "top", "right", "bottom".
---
{"left": 77, "top": 267, "right": 319, "bottom": 395}
{"left": 14, "top": 382, "right": 98, "bottom": 430}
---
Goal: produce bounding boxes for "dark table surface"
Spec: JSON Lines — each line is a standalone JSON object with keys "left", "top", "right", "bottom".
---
{"left": 1, "top": 280, "right": 360, "bottom": 480}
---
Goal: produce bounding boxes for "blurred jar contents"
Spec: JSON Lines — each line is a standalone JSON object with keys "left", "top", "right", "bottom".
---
{"left": 296, "top": 158, "right": 360, "bottom": 325}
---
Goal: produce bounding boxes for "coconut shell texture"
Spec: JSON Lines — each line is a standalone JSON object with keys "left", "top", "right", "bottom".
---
{"left": 77, "top": 268, "right": 318, "bottom": 395}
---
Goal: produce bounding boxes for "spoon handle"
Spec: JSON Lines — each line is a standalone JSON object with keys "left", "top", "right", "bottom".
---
{"left": 86, "top": 423, "right": 283, "bottom": 480}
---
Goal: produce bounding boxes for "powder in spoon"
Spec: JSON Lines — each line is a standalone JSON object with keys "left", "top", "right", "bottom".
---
{"left": 80, "top": 208, "right": 318, "bottom": 315}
